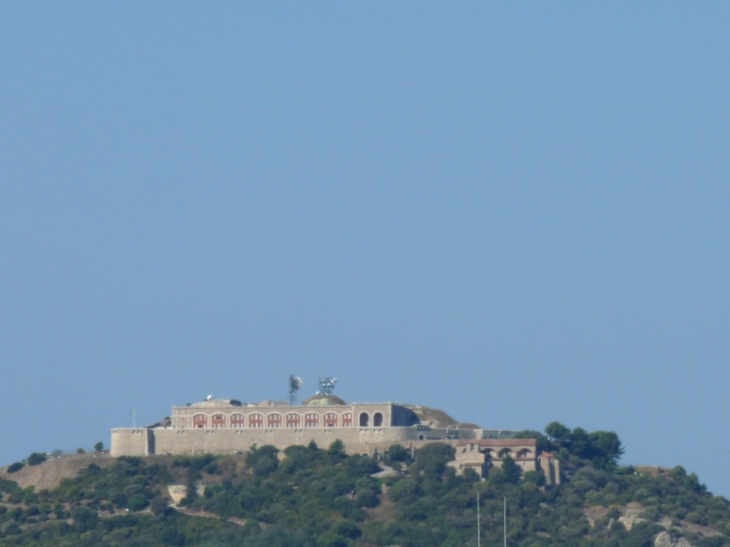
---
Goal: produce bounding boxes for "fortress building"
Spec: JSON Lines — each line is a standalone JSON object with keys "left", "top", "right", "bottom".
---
{"left": 110, "top": 380, "right": 560, "bottom": 483}
{"left": 111, "top": 395, "right": 481, "bottom": 458}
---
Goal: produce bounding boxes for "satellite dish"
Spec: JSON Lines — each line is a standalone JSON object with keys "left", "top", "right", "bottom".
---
{"left": 288, "top": 375, "right": 303, "bottom": 405}
{"left": 205, "top": 394, "right": 212, "bottom": 401}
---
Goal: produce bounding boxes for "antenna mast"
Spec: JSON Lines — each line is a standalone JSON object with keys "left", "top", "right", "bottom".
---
{"left": 318, "top": 377, "right": 337, "bottom": 395}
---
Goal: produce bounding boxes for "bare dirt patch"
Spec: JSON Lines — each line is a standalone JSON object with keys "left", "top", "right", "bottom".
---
{"left": 365, "top": 491, "right": 398, "bottom": 523}
{"left": 584, "top": 505, "right": 609, "bottom": 527}
{"left": 679, "top": 520, "right": 724, "bottom": 538}
{"left": 0, "top": 454, "right": 114, "bottom": 491}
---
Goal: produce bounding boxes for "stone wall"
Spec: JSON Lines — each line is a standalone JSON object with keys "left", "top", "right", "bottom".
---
{"left": 538, "top": 454, "right": 561, "bottom": 485}
{"left": 110, "top": 425, "right": 556, "bottom": 483}
{"left": 113, "top": 423, "right": 495, "bottom": 457}
{"left": 112, "top": 425, "right": 429, "bottom": 457}
{"left": 110, "top": 429, "right": 153, "bottom": 457}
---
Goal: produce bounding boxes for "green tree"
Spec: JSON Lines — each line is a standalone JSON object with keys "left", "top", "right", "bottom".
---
{"left": 589, "top": 430, "right": 624, "bottom": 468}
{"left": 501, "top": 455, "right": 521, "bottom": 484}
{"left": 150, "top": 496, "right": 170, "bottom": 516}
{"left": 246, "top": 445, "right": 279, "bottom": 476}
{"left": 317, "top": 531, "right": 348, "bottom": 547}
{"left": 27, "top": 452, "right": 46, "bottom": 466}
{"left": 387, "top": 478, "right": 421, "bottom": 504}
{"left": 569, "top": 427, "right": 591, "bottom": 459}
{"left": 413, "top": 442, "right": 455, "bottom": 477}
{"left": 7, "top": 462, "right": 24, "bottom": 473}
{"left": 514, "top": 430, "right": 552, "bottom": 454}
{"left": 384, "top": 444, "right": 413, "bottom": 465}
{"left": 179, "top": 471, "right": 199, "bottom": 507}
{"left": 333, "top": 519, "right": 362, "bottom": 539}
{"left": 545, "top": 421, "right": 571, "bottom": 442}
{"left": 523, "top": 470, "right": 546, "bottom": 487}
{"left": 127, "top": 494, "right": 147, "bottom": 511}
{"left": 94, "top": 441, "right": 104, "bottom": 452}
{"left": 544, "top": 422, "right": 624, "bottom": 470}
{"left": 70, "top": 505, "right": 98, "bottom": 532}
{"left": 327, "top": 439, "right": 345, "bottom": 457}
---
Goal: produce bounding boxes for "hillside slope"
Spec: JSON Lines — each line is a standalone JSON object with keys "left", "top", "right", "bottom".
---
{"left": 0, "top": 424, "right": 728, "bottom": 547}
{"left": 0, "top": 454, "right": 114, "bottom": 492}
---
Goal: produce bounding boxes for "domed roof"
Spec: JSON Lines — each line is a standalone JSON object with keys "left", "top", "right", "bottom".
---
{"left": 303, "top": 394, "right": 347, "bottom": 406}
{"left": 403, "top": 405, "right": 459, "bottom": 428}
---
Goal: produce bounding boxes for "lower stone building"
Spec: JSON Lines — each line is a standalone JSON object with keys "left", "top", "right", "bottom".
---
{"left": 448, "top": 439, "right": 561, "bottom": 484}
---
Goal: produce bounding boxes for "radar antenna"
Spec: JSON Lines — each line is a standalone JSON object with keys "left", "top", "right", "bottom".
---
{"left": 288, "top": 375, "right": 303, "bottom": 406}
{"left": 318, "top": 377, "right": 337, "bottom": 396}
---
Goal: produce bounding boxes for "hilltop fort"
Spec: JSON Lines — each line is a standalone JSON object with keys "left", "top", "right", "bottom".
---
{"left": 111, "top": 377, "right": 560, "bottom": 483}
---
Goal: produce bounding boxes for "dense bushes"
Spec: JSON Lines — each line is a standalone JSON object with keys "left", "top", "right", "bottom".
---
{"left": 26, "top": 452, "right": 47, "bottom": 466}
{"left": 6, "top": 463, "right": 23, "bottom": 474}
{"left": 0, "top": 427, "right": 728, "bottom": 546}
{"left": 543, "top": 422, "right": 624, "bottom": 469}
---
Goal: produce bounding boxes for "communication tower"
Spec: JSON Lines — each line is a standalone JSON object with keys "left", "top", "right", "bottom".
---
{"left": 318, "top": 377, "right": 337, "bottom": 396}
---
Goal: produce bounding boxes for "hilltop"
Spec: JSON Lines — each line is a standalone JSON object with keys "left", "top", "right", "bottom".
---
{"left": 0, "top": 423, "right": 728, "bottom": 547}
{"left": 0, "top": 454, "right": 114, "bottom": 492}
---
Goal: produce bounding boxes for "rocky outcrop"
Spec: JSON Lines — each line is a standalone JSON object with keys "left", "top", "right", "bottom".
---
{"left": 654, "top": 531, "right": 693, "bottom": 547}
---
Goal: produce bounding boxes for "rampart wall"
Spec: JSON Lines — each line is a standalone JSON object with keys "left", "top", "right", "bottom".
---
{"left": 110, "top": 424, "right": 559, "bottom": 483}
{"left": 111, "top": 425, "right": 435, "bottom": 457}
{"left": 110, "top": 429, "right": 154, "bottom": 457}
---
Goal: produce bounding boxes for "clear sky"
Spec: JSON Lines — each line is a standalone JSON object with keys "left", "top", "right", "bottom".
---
{"left": 1, "top": 3, "right": 729, "bottom": 494}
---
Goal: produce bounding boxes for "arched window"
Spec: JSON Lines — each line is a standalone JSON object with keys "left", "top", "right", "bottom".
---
{"left": 212, "top": 414, "right": 226, "bottom": 428}
{"left": 249, "top": 413, "right": 263, "bottom": 428}
{"left": 342, "top": 413, "right": 353, "bottom": 427}
{"left": 517, "top": 449, "right": 532, "bottom": 459}
{"left": 286, "top": 413, "right": 301, "bottom": 428}
{"left": 498, "top": 448, "right": 512, "bottom": 458}
{"left": 267, "top": 413, "right": 282, "bottom": 428}
{"left": 323, "top": 413, "right": 338, "bottom": 427}
{"left": 359, "top": 412, "right": 369, "bottom": 427}
{"left": 305, "top": 413, "right": 319, "bottom": 428}
{"left": 231, "top": 413, "right": 245, "bottom": 428}
{"left": 373, "top": 412, "right": 383, "bottom": 427}
{"left": 193, "top": 414, "right": 208, "bottom": 428}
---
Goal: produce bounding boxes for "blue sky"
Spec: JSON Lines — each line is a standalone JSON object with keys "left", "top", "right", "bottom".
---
{"left": 1, "top": 3, "right": 729, "bottom": 494}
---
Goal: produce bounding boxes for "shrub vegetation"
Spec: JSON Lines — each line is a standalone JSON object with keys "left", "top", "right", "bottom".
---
{"left": 0, "top": 424, "right": 727, "bottom": 547}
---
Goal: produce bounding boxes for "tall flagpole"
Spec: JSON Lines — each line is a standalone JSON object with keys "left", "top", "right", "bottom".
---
{"left": 477, "top": 490, "right": 481, "bottom": 547}
{"left": 503, "top": 496, "right": 507, "bottom": 547}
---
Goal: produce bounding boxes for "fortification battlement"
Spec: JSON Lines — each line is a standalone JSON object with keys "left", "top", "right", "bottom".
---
{"left": 109, "top": 386, "right": 560, "bottom": 483}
